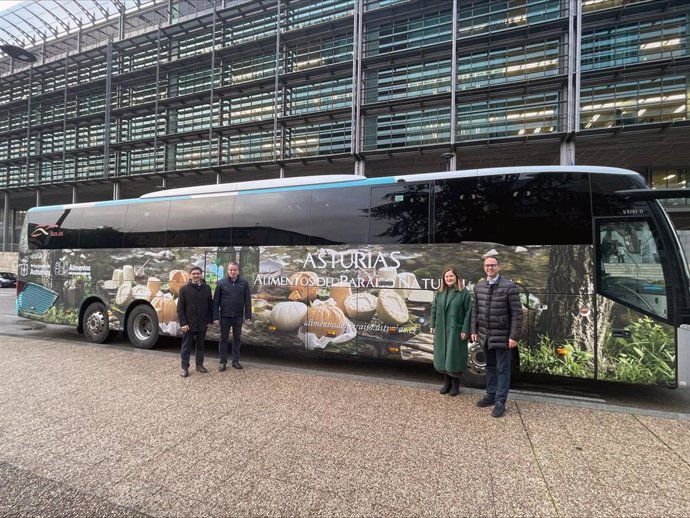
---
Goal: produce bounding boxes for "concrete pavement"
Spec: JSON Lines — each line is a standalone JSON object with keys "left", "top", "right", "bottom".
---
{"left": 1, "top": 336, "right": 690, "bottom": 517}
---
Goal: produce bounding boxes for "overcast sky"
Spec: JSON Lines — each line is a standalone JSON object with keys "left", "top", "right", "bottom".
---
{"left": 0, "top": 0, "right": 22, "bottom": 13}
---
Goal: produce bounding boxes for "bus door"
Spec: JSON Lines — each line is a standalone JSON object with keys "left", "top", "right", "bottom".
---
{"left": 595, "top": 218, "right": 677, "bottom": 386}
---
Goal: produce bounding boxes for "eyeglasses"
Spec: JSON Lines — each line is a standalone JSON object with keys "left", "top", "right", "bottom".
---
{"left": 484, "top": 264, "right": 498, "bottom": 268}
{"left": 190, "top": 271, "right": 202, "bottom": 275}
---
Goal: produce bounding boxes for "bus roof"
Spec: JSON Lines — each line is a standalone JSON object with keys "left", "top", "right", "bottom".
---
{"left": 29, "top": 165, "right": 642, "bottom": 212}
{"left": 139, "top": 165, "right": 639, "bottom": 199}
{"left": 139, "top": 175, "right": 365, "bottom": 198}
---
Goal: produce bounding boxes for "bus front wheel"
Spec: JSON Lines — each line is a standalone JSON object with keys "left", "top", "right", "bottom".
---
{"left": 127, "top": 305, "right": 159, "bottom": 349}
{"left": 83, "top": 302, "right": 110, "bottom": 344}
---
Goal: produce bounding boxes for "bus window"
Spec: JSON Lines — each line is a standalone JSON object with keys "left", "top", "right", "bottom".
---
{"left": 166, "top": 197, "right": 233, "bottom": 247}
{"left": 591, "top": 173, "right": 651, "bottom": 217}
{"left": 310, "top": 186, "right": 370, "bottom": 245}
{"left": 370, "top": 183, "right": 430, "bottom": 244}
{"left": 598, "top": 219, "right": 667, "bottom": 319}
{"left": 233, "top": 191, "right": 311, "bottom": 246}
{"left": 27, "top": 207, "right": 83, "bottom": 250}
{"left": 123, "top": 201, "right": 170, "bottom": 248}
{"left": 79, "top": 205, "right": 127, "bottom": 249}
{"left": 434, "top": 172, "right": 591, "bottom": 245}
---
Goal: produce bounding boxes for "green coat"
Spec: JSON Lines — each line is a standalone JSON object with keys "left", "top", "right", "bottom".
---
{"left": 430, "top": 288, "right": 472, "bottom": 375}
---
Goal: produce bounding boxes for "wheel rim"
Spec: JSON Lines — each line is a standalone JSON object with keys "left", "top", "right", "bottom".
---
{"left": 85, "top": 309, "right": 107, "bottom": 337}
{"left": 132, "top": 312, "right": 153, "bottom": 342}
{"left": 467, "top": 342, "right": 486, "bottom": 376}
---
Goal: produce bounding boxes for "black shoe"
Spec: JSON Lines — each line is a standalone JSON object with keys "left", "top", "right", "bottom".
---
{"left": 196, "top": 365, "right": 208, "bottom": 373}
{"left": 476, "top": 395, "right": 495, "bottom": 407}
{"left": 180, "top": 368, "right": 189, "bottom": 378}
{"left": 219, "top": 363, "right": 226, "bottom": 372}
{"left": 491, "top": 402, "right": 506, "bottom": 418}
{"left": 232, "top": 361, "right": 243, "bottom": 370}
{"left": 439, "top": 375, "right": 452, "bottom": 395}
{"left": 449, "top": 377, "right": 460, "bottom": 397}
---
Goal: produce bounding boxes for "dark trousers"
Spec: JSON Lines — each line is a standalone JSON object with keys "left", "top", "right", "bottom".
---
{"left": 219, "top": 316, "right": 244, "bottom": 364}
{"left": 181, "top": 329, "right": 206, "bottom": 368}
{"left": 485, "top": 347, "right": 512, "bottom": 405}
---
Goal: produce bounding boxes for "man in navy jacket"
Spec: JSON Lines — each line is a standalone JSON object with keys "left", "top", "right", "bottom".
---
{"left": 213, "top": 261, "right": 252, "bottom": 371}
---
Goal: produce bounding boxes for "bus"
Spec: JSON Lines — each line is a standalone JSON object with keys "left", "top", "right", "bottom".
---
{"left": 16, "top": 166, "right": 690, "bottom": 387}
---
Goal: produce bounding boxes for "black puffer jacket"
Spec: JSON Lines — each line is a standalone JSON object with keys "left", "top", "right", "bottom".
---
{"left": 471, "top": 276, "right": 523, "bottom": 349}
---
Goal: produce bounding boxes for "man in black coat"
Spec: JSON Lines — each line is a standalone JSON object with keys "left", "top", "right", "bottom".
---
{"left": 177, "top": 266, "right": 213, "bottom": 378}
{"left": 213, "top": 261, "right": 252, "bottom": 371}
{"left": 471, "top": 256, "right": 523, "bottom": 418}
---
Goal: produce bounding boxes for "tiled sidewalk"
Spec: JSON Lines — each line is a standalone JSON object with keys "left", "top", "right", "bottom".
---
{"left": 1, "top": 336, "right": 690, "bottom": 517}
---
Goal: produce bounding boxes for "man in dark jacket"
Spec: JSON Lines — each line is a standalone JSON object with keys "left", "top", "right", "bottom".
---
{"left": 471, "top": 256, "right": 522, "bottom": 418}
{"left": 177, "top": 266, "right": 213, "bottom": 378}
{"left": 213, "top": 261, "right": 252, "bottom": 371}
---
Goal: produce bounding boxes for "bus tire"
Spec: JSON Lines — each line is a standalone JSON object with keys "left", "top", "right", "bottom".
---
{"left": 127, "top": 304, "right": 159, "bottom": 349}
{"left": 462, "top": 341, "right": 487, "bottom": 388}
{"left": 83, "top": 302, "right": 110, "bottom": 344}
{"left": 461, "top": 369, "right": 486, "bottom": 388}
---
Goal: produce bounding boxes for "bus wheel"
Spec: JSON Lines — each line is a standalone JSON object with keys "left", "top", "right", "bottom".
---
{"left": 127, "top": 305, "right": 159, "bottom": 349}
{"left": 83, "top": 302, "right": 110, "bottom": 344}
{"left": 462, "top": 341, "right": 487, "bottom": 387}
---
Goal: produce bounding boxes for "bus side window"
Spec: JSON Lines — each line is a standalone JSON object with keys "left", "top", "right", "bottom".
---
{"left": 598, "top": 219, "right": 668, "bottom": 319}
{"left": 79, "top": 205, "right": 127, "bottom": 249}
{"left": 310, "top": 186, "right": 370, "bottom": 245}
{"left": 370, "top": 183, "right": 430, "bottom": 244}
{"left": 434, "top": 173, "right": 591, "bottom": 245}
{"left": 27, "top": 207, "right": 83, "bottom": 250}
{"left": 123, "top": 201, "right": 170, "bottom": 248}
{"left": 166, "top": 197, "right": 233, "bottom": 247}
{"left": 233, "top": 191, "right": 311, "bottom": 246}
{"left": 434, "top": 177, "right": 477, "bottom": 243}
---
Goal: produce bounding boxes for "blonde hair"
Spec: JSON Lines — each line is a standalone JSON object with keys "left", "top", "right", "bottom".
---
{"left": 438, "top": 266, "right": 465, "bottom": 293}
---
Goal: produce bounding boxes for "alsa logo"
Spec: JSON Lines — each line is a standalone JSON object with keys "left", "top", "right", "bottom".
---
{"left": 31, "top": 224, "right": 64, "bottom": 238}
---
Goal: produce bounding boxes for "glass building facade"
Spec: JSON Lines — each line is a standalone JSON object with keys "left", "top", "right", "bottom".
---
{"left": 1, "top": 0, "right": 690, "bottom": 250}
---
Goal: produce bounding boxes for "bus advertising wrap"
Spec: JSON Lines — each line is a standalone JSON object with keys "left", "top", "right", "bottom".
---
{"left": 18, "top": 241, "right": 676, "bottom": 387}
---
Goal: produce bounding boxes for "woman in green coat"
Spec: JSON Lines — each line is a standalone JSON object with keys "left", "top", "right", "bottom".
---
{"left": 430, "top": 266, "right": 472, "bottom": 396}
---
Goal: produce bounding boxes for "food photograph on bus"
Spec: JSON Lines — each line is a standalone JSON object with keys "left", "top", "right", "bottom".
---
{"left": 15, "top": 166, "right": 689, "bottom": 388}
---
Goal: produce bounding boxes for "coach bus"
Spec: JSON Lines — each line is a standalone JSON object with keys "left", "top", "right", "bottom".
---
{"left": 16, "top": 166, "right": 690, "bottom": 387}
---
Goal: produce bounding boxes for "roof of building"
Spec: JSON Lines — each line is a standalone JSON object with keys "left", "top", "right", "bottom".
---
{"left": 0, "top": 0, "right": 162, "bottom": 51}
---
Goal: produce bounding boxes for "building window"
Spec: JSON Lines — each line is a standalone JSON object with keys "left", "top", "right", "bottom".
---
{"left": 366, "top": 59, "right": 451, "bottom": 103}
{"left": 223, "top": 53, "right": 274, "bottom": 85}
{"left": 224, "top": 131, "right": 275, "bottom": 164}
{"left": 284, "top": 121, "right": 352, "bottom": 158}
{"left": 581, "top": 16, "right": 687, "bottom": 71}
{"left": 285, "top": 77, "right": 352, "bottom": 115}
{"left": 367, "top": 9, "right": 452, "bottom": 56}
{"left": 580, "top": 76, "right": 687, "bottom": 129}
{"left": 174, "top": 140, "right": 215, "bottom": 170}
{"left": 223, "top": 92, "right": 275, "bottom": 126}
{"left": 364, "top": 108, "right": 451, "bottom": 150}
{"left": 458, "top": 92, "right": 559, "bottom": 140}
{"left": 224, "top": 12, "right": 277, "bottom": 46}
{"left": 458, "top": 0, "right": 562, "bottom": 37}
{"left": 286, "top": 33, "right": 353, "bottom": 72}
{"left": 458, "top": 39, "right": 561, "bottom": 90}
{"left": 286, "top": 0, "right": 354, "bottom": 31}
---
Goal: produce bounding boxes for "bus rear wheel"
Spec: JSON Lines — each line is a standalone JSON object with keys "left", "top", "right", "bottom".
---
{"left": 127, "top": 305, "right": 159, "bottom": 349}
{"left": 462, "top": 341, "right": 487, "bottom": 387}
{"left": 83, "top": 302, "right": 110, "bottom": 344}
